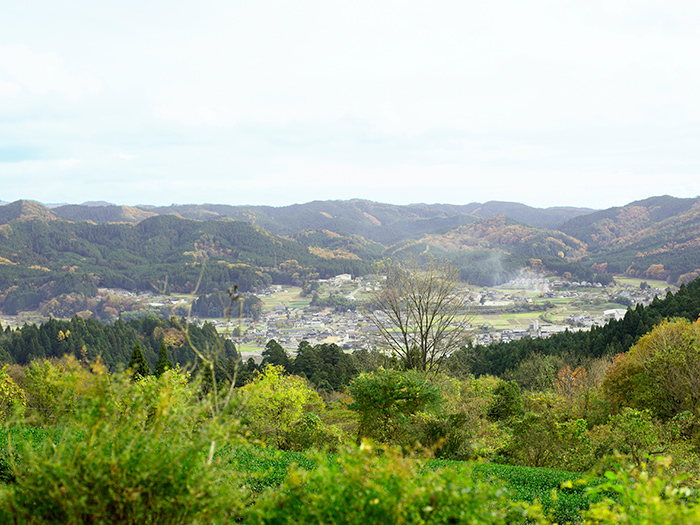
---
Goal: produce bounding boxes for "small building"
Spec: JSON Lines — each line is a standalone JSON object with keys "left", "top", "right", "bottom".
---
{"left": 604, "top": 309, "right": 627, "bottom": 321}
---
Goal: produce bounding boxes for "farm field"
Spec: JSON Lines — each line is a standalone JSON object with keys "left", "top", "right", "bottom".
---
{"left": 215, "top": 445, "right": 607, "bottom": 523}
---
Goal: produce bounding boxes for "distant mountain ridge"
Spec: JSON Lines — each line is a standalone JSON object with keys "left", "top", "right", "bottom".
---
{"left": 1, "top": 195, "right": 699, "bottom": 291}
{"left": 133, "top": 199, "right": 595, "bottom": 241}
{"left": 1, "top": 198, "right": 595, "bottom": 241}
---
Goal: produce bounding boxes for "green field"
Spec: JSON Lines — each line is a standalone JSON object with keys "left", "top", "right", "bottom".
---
{"left": 258, "top": 286, "right": 313, "bottom": 310}
{"left": 614, "top": 276, "right": 669, "bottom": 288}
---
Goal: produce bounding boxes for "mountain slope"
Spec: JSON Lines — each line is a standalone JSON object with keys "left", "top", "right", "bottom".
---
{"left": 559, "top": 195, "right": 698, "bottom": 248}
{"left": 585, "top": 202, "right": 700, "bottom": 282}
{"left": 52, "top": 204, "right": 157, "bottom": 223}
{"left": 0, "top": 200, "right": 58, "bottom": 224}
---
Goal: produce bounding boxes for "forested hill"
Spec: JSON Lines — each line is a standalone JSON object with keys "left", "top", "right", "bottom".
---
{"left": 558, "top": 195, "right": 698, "bottom": 247}
{"left": 578, "top": 200, "right": 700, "bottom": 283}
{"left": 451, "top": 276, "right": 700, "bottom": 378}
{"left": 0, "top": 213, "right": 368, "bottom": 317}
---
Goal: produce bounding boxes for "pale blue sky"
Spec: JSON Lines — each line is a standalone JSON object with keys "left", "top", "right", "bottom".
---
{"left": 1, "top": 1, "right": 699, "bottom": 209}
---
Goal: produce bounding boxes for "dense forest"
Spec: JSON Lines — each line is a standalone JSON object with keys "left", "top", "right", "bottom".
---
{"left": 0, "top": 213, "right": 369, "bottom": 316}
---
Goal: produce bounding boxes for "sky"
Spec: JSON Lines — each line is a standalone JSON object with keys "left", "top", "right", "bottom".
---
{"left": 1, "top": 1, "right": 699, "bottom": 210}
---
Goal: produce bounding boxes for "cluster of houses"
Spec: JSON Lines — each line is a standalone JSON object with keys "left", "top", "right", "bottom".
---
{"left": 200, "top": 273, "right": 671, "bottom": 357}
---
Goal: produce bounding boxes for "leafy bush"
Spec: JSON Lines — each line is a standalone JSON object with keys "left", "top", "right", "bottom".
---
{"left": 487, "top": 380, "right": 524, "bottom": 422}
{"left": 582, "top": 457, "right": 700, "bottom": 524}
{"left": 500, "top": 413, "right": 582, "bottom": 469}
{"left": 0, "top": 366, "right": 243, "bottom": 524}
{"left": 237, "top": 364, "right": 336, "bottom": 450}
{"left": 348, "top": 368, "right": 442, "bottom": 446}
{"left": 0, "top": 426, "right": 48, "bottom": 484}
{"left": 0, "top": 365, "right": 25, "bottom": 422}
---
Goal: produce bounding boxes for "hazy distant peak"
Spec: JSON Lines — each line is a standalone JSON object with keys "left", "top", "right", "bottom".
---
{"left": 80, "top": 201, "right": 116, "bottom": 207}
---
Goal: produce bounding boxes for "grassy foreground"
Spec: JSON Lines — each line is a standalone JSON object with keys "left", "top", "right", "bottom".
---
{"left": 0, "top": 427, "right": 604, "bottom": 524}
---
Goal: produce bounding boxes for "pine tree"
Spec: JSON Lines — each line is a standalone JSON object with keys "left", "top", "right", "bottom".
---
{"left": 154, "top": 341, "right": 173, "bottom": 378}
{"left": 128, "top": 343, "right": 151, "bottom": 380}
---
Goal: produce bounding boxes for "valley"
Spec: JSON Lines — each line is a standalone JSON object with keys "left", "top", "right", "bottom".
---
{"left": 1, "top": 271, "right": 671, "bottom": 363}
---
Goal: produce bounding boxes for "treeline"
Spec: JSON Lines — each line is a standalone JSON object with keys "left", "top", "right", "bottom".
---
{"left": 0, "top": 315, "right": 230, "bottom": 372}
{"left": 234, "top": 339, "right": 395, "bottom": 392}
{"left": 309, "top": 292, "right": 358, "bottom": 312}
{"left": 448, "top": 277, "right": 700, "bottom": 378}
{"left": 191, "top": 292, "right": 264, "bottom": 320}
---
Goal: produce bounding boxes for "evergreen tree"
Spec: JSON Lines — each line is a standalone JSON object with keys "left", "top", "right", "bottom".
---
{"left": 154, "top": 341, "right": 173, "bottom": 378}
{"left": 128, "top": 343, "right": 151, "bottom": 380}
{"left": 261, "top": 339, "right": 290, "bottom": 371}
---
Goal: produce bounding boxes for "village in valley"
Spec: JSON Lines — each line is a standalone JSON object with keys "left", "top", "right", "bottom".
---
{"left": 192, "top": 271, "right": 672, "bottom": 361}
{"left": 0, "top": 270, "right": 672, "bottom": 363}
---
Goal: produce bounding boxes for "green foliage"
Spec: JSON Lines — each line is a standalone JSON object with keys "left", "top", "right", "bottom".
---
{"left": 608, "top": 408, "right": 662, "bottom": 467}
{"left": 582, "top": 457, "right": 700, "bottom": 524}
{"left": 603, "top": 319, "right": 700, "bottom": 421}
{"left": 412, "top": 410, "right": 474, "bottom": 460}
{"left": 291, "top": 341, "right": 359, "bottom": 391}
{"left": 237, "top": 364, "right": 331, "bottom": 450}
{"left": 502, "top": 413, "right": 597, "bottom": 472}
{"left": 0, "top": 365, "right": 25, "bottom": 422}
{"left": 260, "top": 339, "right": 290, "bottom": 370}
{"left": 470, "top": 462, "right": 606, "bottom": 524}
{"left": 154, "top": 341, "right": 173, "bottom": 378}
{"left": 0, "top": 367, "right": 242, "bottom": 524}
{"left": 128, "top": 343, "right": 151, "bottom": 379}
{"left": 348, "top": 368, "right": 442, "bottom": 446}
{"left": 0, "top": 426, "right": 48, "bottom": 484}
{"left": 487, "top": 380, "right": 524, "bottom": 422}
{"left": 216, "top": 444, "right": 317, "bottom": 493}
{"left": 21, "top": 356, "right": 93, "bottom": 425}
{"left": 0, "top": 315, "right": 227, "bottom": 373}
{"left": 310, "top": 292, "right": 358, "bottom": 312}
{"left": 245, "top": 444, "right": 544, "bottom": 524}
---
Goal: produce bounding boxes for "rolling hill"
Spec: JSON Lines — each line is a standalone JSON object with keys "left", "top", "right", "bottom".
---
{"left": 0, "top": 195, "right": 699, "bottom": 315}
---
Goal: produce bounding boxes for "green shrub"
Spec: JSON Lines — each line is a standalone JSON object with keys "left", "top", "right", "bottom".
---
{"left": 0, "top": 366, "right": 243, "bottom": 524}
{"left": 0, "top": 365, "right": 25, "bottom": 423}
{"left": 348, "top": 368, "right": 442, "bottom": 446}
{"left": 501, "top": 413, "right": 598, "bottom": 472}
{"left": 237, "top": 364, "right": 329, "bottom": 450}
{"left": 487, "top": 380, "right": 524, "bottom": 422}
{"left": 582, "top": 457, "right": 700, "bottom": 524}
{"left": 0, "top": 426, "right": 48, "bottom": 484}
{"left": 413, "top": 410, "right": 474, "bottom": 460}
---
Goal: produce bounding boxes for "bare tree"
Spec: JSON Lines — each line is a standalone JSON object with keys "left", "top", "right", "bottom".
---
{"left": 367, "top": 256, "right": 473, "bottom": 373}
